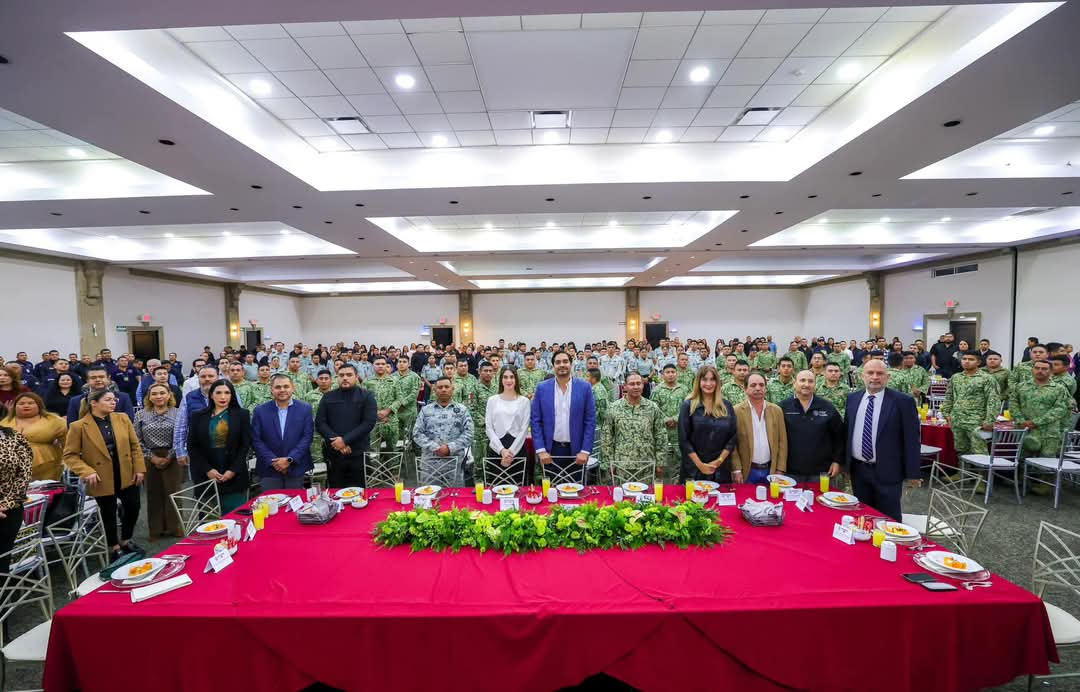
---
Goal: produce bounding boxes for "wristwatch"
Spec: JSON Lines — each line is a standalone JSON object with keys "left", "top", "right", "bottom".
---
{"left": 286, "top": 457, "right": 294, "bottom": 465}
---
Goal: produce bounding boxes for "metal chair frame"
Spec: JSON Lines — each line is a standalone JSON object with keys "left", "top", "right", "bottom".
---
{"left": 364, "top": 450, "right": 406, "bottom": 488}
{"left": 923, "top": 489, "right": 989, "bottom": 557}
{"left": 1028, "top": 521, "right": 1080, "bottom": 691}
{"left": 609, "top": 459, "right": 659, "bottom": 488}
{"left": 169, "top": 479, "right": 222, "bottom": 536}
{"left": 0, "top": 540, "right": 54, "bottom": 691}
{"left": 927, "top": 460, "right": 982, "bottom": 501}
{"left": 959, "top": 428, "right": 1028, "bottom": 505}
{"left": 1023, "top": 430, "right": 1080, "bottom": 510}
{"left": 482, "top": 455, "right": 528, "bottom": 488}
{"left": 45, "top": 504, "right": 109, "bottom": 598}
{"left": 541, "top": 456, "right": 589, "bottom": 487}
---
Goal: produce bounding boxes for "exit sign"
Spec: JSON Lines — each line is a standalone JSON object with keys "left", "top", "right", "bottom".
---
{"left": 945, "top": 300, "right": 958, "bottom": 309}
{"left": 115, "top": 325, "right": 127, "bottom": 332}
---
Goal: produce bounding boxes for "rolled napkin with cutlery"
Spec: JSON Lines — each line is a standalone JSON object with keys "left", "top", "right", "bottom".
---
{"left": 130, "top": 574, "right": 193, "bottom": 603}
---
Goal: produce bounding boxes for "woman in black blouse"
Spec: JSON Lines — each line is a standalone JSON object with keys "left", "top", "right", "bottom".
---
{"left": 44, "top": 373, "right": 78, "bottom": 417}
{"left": 678, "top": 365, "right": 738, "bottom": 483}
{"left": 187, "top": 380, "right": 251, "bottom": 513}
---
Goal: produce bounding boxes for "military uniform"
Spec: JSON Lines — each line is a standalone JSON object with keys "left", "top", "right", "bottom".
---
{"left": 572, "top": 358, "right": 589, "bottom": 379}
{"left": 766, "top": 377, "right": 795, "bottom": 405}
{"left": 468, "top": 378, "right": 499, "bottom": 473}
{"left": 283, "top": 370, "right": 313, "bottom": 399}
{"left": 394, "top": 370, "right": 423, "bottom": 451}
{"left": 886, "top": 368, "right": 907, "bottom": 393}
{"left": 301, "top": 387, "right": 332, "bottom": 468}
{"left": 650, "top": 382, "right": 688, "bottom": 476}
{"left": 1010, "top": 380, "right": 1071, "bottom": 457}
{"left": 941, "top": 371, "right": 1001, "bottom": 456}
{"left": 237, "top": 381, "right": 271, "bottom": 415}
{"left": 1007, "top": 361, "right": 1036, "bottom": 393}
{"left": 600, "top": 397, "right": 667, "bottom": 471}
{"left": 599, "top": 355, "right": 625, "bottom": 391}
{"left": 366, "top": 374, "right": 401, "bottom": 452}
{"left": 674, "top": 367, "right": 695, "bottom": 392}
{"left": 826, "top": 352, "right": 851, "bottom": 375}
{"left": 451, "top": 374, "right": 475, "bottom": 406}
{"left": 1051, "top": 372, "right": 1077, "bottom": 401}
{"left": 517, "top": 367, "right": 546, "bottom": 398}
{"left": 982, "top": 366, "right": 1010, "bottom": 402}
{"left": 904, "top": 365, "right": 931, "bottom": 399}
{"left": 752, "top": 350, "right": 777, "bottom": 376}
{"left": 785, "top": 350, "right": 808, "bottom": 373}
{"left": 816, "top": 381, "right": 850, "bottom": 418}
{"left": 721, "top": 381, "right": 747, "bottom": 406}
{"left": 590, "top": 381, "right": 608, "bottom": 457}
{"left": 412, "top": 401, "right": 474, "bottom": 487}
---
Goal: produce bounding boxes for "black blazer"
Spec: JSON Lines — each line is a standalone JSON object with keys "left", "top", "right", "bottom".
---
{"left": 187, "top": 406, "right": 251, "bottom": 496}
{"left": 314, "top": 386, "right": 378, "bottom": 457}
{"left": 844, "top": 388, "right": 920, "bottom": 484}
{"left": 677, "top": 399, "right": 738, "bottom": 481}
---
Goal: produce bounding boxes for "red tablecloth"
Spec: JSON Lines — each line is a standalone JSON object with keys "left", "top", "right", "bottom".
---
{"left": 922, "top": 422, "right": 958, "bottom": 467}
{"left": 44, "top": 486, "right": 1055, "bottom": 692}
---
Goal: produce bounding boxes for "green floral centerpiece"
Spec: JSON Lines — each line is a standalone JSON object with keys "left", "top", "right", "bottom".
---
{"left": 372, "top": 501, "right": 731, "bottom": 554}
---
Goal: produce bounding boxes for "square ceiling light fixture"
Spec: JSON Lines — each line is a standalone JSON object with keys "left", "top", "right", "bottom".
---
{"left": 735, "top": 107, "right": 782, "bottom": 127}
{"left": 532, "top": 110, "right": 570, "bottom": 129}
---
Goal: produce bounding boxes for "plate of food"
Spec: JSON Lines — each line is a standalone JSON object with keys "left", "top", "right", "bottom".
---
{"left": 925, "top": 550, "right": 984, "bottom": 575}
{"left": 622, "top": 481, "right": 649, "bottom": 494}
{"left": 261, "top": 493, "right": 291, "bottom": 506}
{"left": 493, "top": 484, "right": 519, "bottom": 497}
{"left": 414, "top": 485, "right": 442, "bottom": 497}
{"left": 334, "top": 487, "right": 364, "bottom": 500}
{"left": 118, "top": 557, "right": 168, "bottom": 582}
{"left": 693, "top": 480, "right": 720, "bottom": 493}
{"left": 766, "top": 474, "right": 797, "bottom": 488}
{"left": 822, "top": 492, "right": 859, "bottom": 506}
{"left": 195, "top": 519, "right": 235, "bottom": 535}
{"left": 875, "top": 520, "right": 921, "bottom": 542}
{"left": 557, "top": 482, "right": 584, "bottom": 497}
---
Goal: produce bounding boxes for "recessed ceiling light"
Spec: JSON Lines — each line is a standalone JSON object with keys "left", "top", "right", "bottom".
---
{"left": 228, "top": 207, "right": 239, "bottom": 211}
{"left": 543, "top": 130, "right": 560, "bottom": 144}
{"left": 820, "top": 218, "right": 829, "bottom": 224}
{"left": 1034, "top": 125, "right": 1055, "bottom": 136}
{"left": 431, "top": 134, "right": 449, "bottom": 147}
{"left": 66, "top": 147, "right": 87, "bottom": 158}
{"left": 49, "top": 212, "right": 62, "bottom": 216}
{"left": 940, "top": 216, "right": 951, "bottom": 222}
{"left": 449, "top": 200, "right": 459, "bottom": 205}
{"left": 292, "top": 204, "right": 302, "bottom": 209}
{"left": 395, "top": 73, "right": 416, "bottom": 89}
{"left": 689, "top": 66, "right": 710, "bottom": 82}
{"left": 545, "top": 197, "right": 555, "bottom": 202}
{"left": 164, "top": 232, "right": 174, "bottom": 238}
{"left": 642, "top": 195, "right": 652, "bottom": 200}
{"left": 546, "top": 221, "right": 555, "bottom": 228}
{"left": 655, "top": 130, "right": 673, "bottom": 143}
{"left": 249, "top": 78, "right": 272, "bottom": 96}
{"left": 849, "top": 171, "right": 862, "bottom": 176}
{"left": 965, "top": 192, "right": 978, "bottom": 196}
{"left": 354, "top": 203, "right": 365, "bottom": 207}
{"left": 807, "top": 194, "right": 817, "bottom": 199}
{"left": 107, "top": 234, "right": 118, "bottom": 239}
{"left": 484, "top": 222, "right": 494, "bottom": 229}
{"left": 279, "top": 229, "right": 289, "bottom": 235}
{"left": 739, "top": 194, "right": 750, "bottom": 199}
{"left": 250, "top": 185, "right": 262, "bottom": 190}
{"left": 837, "top": 63, "right": 860, "bottom": 80}
{"left": 608, "top": 219, "right": 618, "bottom": 227}
{"left": 222, "top": 231, "right": 232, "bottom": 236}
{"left": 879, "top": 216, "right": 890, "bottom": 222}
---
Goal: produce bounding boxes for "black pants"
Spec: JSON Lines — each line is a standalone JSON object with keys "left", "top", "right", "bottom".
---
{"left": 485, "top": 433, "right": 519, "bottom": 486}
{"left": 328, "top": 453, "right": 365, "bottom": 488}
{"left": 97, "top": 485, "right": 141, "bottom": 548}
{"left": 851, "top": 461, "right": 903, "bottom": 521}
{"left": 545, "top": 442, "right": 586, "bottom": 484}
{"left": 0, "top": 505, "right": 25, "bottom": 573}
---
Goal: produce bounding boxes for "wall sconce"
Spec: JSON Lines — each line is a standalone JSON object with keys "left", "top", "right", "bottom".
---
{"left": 870, "top": 312, "right": 880, "bottom": 327}
{"left": 229, "top": 323, "right": 239, "bottom": 336}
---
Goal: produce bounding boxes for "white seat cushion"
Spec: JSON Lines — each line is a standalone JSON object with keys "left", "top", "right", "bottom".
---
{"left": 961, "top": 454, "right": 1016, "bottom": 468}
{"left": 902, "top": 513, "right": 927, "bottom": 533}
{"left": 920, "top": 445, "right": 942, "bottom": 455}
{"left": 1045, "top": 602, "right": 1080, "bottom": 645}
{"left": 1025, "top": 457, "right": 1080, "bottom": 472}
{"left": 0, "top": 619, "right": 52, "bottom": 661}
{"left": 76, "top": 573, "right": 106, "bottom": 597}
{"left": 313, "top": 462, "right": 327, "bottom": 474}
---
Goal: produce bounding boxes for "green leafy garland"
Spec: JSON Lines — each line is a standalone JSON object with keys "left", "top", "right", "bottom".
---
{"left": 372, "top": 501, "right": 731, "bottom": 554}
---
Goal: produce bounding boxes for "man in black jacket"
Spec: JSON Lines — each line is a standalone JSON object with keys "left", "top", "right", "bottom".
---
{"left": 314, "top": 364, "right": 378, "bottom": 488}
{"left": 780, "top": 370, "right": 846, "bottom": 486}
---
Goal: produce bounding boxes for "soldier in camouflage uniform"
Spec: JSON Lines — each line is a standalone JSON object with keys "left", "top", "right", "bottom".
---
{"left": 366, "top": 356, "right": 401, "bottom": 453}
{"left": 901, "top": 351, "right": 930, "bottom": 401}
{"left": 586, "top": 368, "right": 608, "bottom": 459}
{"left": 282, "top": 357, "right": 314, "bottom": 399}
{"left": 885, "top": 352, "right": 907, "bottom": 393}
{"left": 394, "top": 356, "right": 423, "bottom": 463}
{"left": 721, "top": 360, "right": 749, "bottom": 405}
{"left": 785, "top": 342, "right": 808, "bottom": 373}
{"left": 238, "top": 364, "right": 273, "bottom": 415}
{"left": 586, "top": 356, "right": 616, "bottom": 403}
{"left": 981, "top": 351, "right": 1010, "bottom": 402}
{"left": 826, "top": 343, "right": 851, "bottom": 376}
{"left": 601, "top": 372, "right": 667, "bottom": 473}
{"left": 469, "top": 362, "right": 499, "bottom": 473}
{"left": 766, "top": 357, "right": 796, "bottom": 404}
{"left": 413, "top": 376, "right": 474, "bottom": 487}
{"left": 809, "top": 352, "right": 828, "bottom": 387}
{"left": 816, "top": 362, "right": 850, "bottom": 417}
{"left": 1048, "top": 355, "right": 1077, "bottom": 402}
{"left": 751, "top": 343, "right": 777, "bottom": 377}
{"left": 517, "top": 352, "right": 547, "bottom": 399}
{"left": 673, "top": 352, "right": 696, "bottom": 391}
{"left": 717, "top": 354, "right": 738, "bottom": 386}
{"left": 301, "top": 370, "right": 335, "bottom": 468}
{"left": 452, "top": 360, "right": 477, "bottom": 407}
{"left": 942, "top": 352, "right": 1001, "bottom": 457}
{"left": 651, "top": 363, "right": 689, "bottom": 480}
{"left": 1010, "top": 360, "right": 1071, "bottom": 457}
{"left": 1008, "top": 344, "right": 1048, "bottom": 393}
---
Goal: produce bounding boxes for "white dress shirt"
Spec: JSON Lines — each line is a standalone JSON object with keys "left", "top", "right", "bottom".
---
{"left": 851, "top": 389, "right": 883, "bottom": 463}
{"left": 750, "top": 402, "right": 772, "bottom": 466}
{"left": 552, "top": 378, "right": 572, "bottom": 445}
{"left": 485, "top": 395, "right": 531, "bottom": 456}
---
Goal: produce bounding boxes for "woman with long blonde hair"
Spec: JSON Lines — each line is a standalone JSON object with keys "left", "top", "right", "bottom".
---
{"left": 677, "top": 365, "right": 738, "bottom": 483}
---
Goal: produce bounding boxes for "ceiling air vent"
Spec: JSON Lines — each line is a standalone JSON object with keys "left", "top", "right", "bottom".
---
{"left": 531, "top": 111, "right": 570, "bottom": 128}
{"left": 323, "top": 116, "right": 369, "bottom": 134}
{"left": 932, "top": 263, "right": 979, "bottom": 278}
{"left": 736, "top": 107, "right": 782, "bottom": 126}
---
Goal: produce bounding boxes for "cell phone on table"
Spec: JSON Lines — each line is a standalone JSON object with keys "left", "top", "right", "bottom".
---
{"left": 902, "top": 573, "right": 957, "bottom": 591}
{"left": 234, "top": 508, "right": 253, "bottom": 516}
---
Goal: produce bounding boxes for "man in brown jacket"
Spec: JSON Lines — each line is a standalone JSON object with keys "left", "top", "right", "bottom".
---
{"left": 731, "top": 373, "right": 788, "bottom": 484}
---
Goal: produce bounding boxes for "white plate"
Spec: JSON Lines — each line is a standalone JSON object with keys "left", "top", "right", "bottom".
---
{"left": 25, "top": 493, "right": 47, "bottom": 504}
{"left": 925, "top": 550, "right": 984, "bottom": 575}
{"left": 493, "top": 484, "right": 518, "bottom": 498}
{"left": 350, "top": 498, "right": 369, "bottom": 509}
{"left": 195, "top": 519, "right": 235, "bottom": 535}
{"left": 622, "top": 481, "right": 650, "bottom": 494}
{"left": 334, "top": 487, "right": 365, "bottom": 500}
{"left": 261, "top": 493, "right": 290, "bottom": 506}
{"left": 414, "top": 485, "right": 441, "bottom": 497}
{"left": 823, "top": 491, "right": 858, "bottom": 505}
{"left": 875, "top": 520, "right": 921, "bottom": 542}
{"left": 691, "top": 480, "right": 719, "bottom": 493}
{"left": 556, "top": 483, "right": 584, "bottom": 497}
{"left": 119, "top": 557, "right": 168, "bottom": 582}
{"left": 766, "top": 474, "right": 797, "bottom": 489}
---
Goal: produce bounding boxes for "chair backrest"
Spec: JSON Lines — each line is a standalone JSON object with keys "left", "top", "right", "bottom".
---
{"left": 16, "top": 497, "right": 50, "bottom": 545}
{"left": 610, "top": 459, "right": 657, "bottom": 487}
{"left": 1054, "top": 430, "right": 1080, "bottom": 468}
{"left": 928, "top": 381, "right": 948, "bottom": 398}
{"left": 364, "top": 451, "right": 405, "bottom": 488}
{"left": 482, "top": 456, "right": 528, "bottom": 488}
{"left": 988, "top": 428, "right": 1027, "bottom": 463}
{"left": 417, "top": 448, "right": 468, "bottom": 488}
{"left": 541, "top": 457, "right": 588, "bottom": 486}
{"left": 45, "top": 504, "right": 108, "bottom": 595}
{"left": 925, "top": 488, "right": 989, "bottom": 557}
{"left": 0, "top": 541, "right": 53, "bottom": 647}
{"left": 928, "top": 460, "right": 981, "bottom": 500}
{"left": 169, "top": 479, "right": 222, "bottom": 535}
{"left": 1032, "top": 520, "right": 1080, "bottom": 600}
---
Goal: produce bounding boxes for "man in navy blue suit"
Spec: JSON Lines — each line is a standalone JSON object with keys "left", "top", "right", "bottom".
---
{"left": 252, "top": 374, "right": 314, "bottom": 490}
{"left": 845, "top": 360, "right": 922, "bottom": 520}
{"left": 531, "top": 350, "right": 596, "bottom": 484}
{"left": 66, "top": 365, "right": 134, "bottom": 423}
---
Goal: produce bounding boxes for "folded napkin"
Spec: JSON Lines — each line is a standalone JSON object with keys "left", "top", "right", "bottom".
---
{"left": 131, "top": 574, "right": 192, "bottom": 603}
{"left": 740, "top": 499, "right": 784, "bottom": 521}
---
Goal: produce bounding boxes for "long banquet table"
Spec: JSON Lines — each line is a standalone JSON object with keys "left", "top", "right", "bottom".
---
{"left": 44, "top": 485, "right": 1055, "bottom": 692}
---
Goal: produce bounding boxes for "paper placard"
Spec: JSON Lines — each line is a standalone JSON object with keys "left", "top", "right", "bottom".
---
{"left": 796, "top": 495, "right": 811, "bottom": 512}
{"left": 715, "top": 492, "right": 737, "bottom": 507}
{"left": 204, "top": 549, "right": 234, "bottom": 574}
{"left": 287, "top": 496, "right": 304, "bottom": 513}
{"left": 499, "top": 497, "right": 520, "bottom": 511}
{"left": 414, "top": 495, "right": 433, "bottom": 509}
{"left": 832, "top": 523, "right": 855, "bottom": 545}
{"left": 783, "top": 489, "right": 802, "bottom": 502}
{"left": 634, "top": 493, "right": 656, "bottom": 504}
{"left": 244, "top": 521, "right": 257, "bottom": 542}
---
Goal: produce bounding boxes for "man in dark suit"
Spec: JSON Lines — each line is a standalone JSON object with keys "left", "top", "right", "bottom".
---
{"left": 251, "top": 374, "right": 314, "bottom": 490}
{"left": 315, "top": 364, "right": 377, "bottom": 488}
{"left": 530, "top": 350, "right": 596, "bottom": 484}
{"left": 845, "top": 359, "right": 922, "bottom": 520}
{"left": 66, "top": 365, "right": 135, "bottom": 423}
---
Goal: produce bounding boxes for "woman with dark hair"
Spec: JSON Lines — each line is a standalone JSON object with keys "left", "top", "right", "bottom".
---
{"left": 63, "top": 388, "right": 145, "bottom": 561}
{"left": 44, "top": 372, "right": 78, "bottom": 417}
{"left": 0, "top": 364, "right": 26, "bottom": 412}
{"left": 0, "top": 425, "right": 33, "bottom": 569}
{"left": 483, "top": 367, "right": 530, "bottom": 483}
{"left": 187, "top": 379, "right": 250, "bottom": 513}
{"left": 0, "top": 392, "right": 67, "bottom": 481}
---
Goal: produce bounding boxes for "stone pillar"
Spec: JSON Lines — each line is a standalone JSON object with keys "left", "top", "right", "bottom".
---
{"left": 458, "top": 290, "right": 474, "bottom": 344}
{"left": 225, "top": 283, "right": 242, "bottom": 349}
{"left": 866, "top": 272, "right": 884, "bottom": 339}
{"left": 625, "top": 287, "right": 640, "bottom": 342}
{"left": 75, "top": 261, "right": 107, "bottom": 355}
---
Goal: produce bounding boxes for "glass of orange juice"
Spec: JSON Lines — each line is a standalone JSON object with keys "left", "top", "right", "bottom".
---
{"left": 541, "top": 477, "right": 551, "bottom": 497}
{"left": 872, "top": 529, "right": 885, "bottom": 548}
{"left": 394, "top": 481, "right": 404, "bottom": 503}
{"left": 654, "top": 482, "right": 664, "bottom": 503}
{"left": 769, "top": 481, "right": 780, "bottom": 499}
{"left": 252, "top": 503, "right": 266, "bottom": 530}
{"left": 474, "top": 482, "right": 484, "bottom": 502}
{"left": 685, "top": 480, "right": 694, "bottom": 500}
{"left": 819, "top": 473, "right": 830, "bottom": 494}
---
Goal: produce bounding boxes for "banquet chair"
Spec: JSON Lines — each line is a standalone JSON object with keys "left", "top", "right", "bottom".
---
{"left": 482, "top": 456, "right": 528, "bottom": 488}
{"left": 365, "top": 450, "right": 405, "bottom": 488}
{"left": 1028, "top": 521, "right": 1080, "bottom": 691}
{"left": 45, "top": 504, "right": 109, "bottom": 598}
{"left": 609, "top": 460, "right": 657, "bottom": 487}
{"left": 927, "top": 460, "right": 982, "bottom": 500}
{"left": 927, "top": 380, "right": 948, "bottom": 408}
{"left": 0, "top": 541, "right": 54, "bottom": 691}
{"left": 417, "top": 452, "right": 467, "bottom": 489}
{"left": 541, "top": 457, "right": 588, "bottom": 487}
{"left": 919, "top": 444, "right": 941, "bottom": 472}
{"left": 14, "top": 498, "right": 48, "bottom": 551}
{"left": 169, "top": 479, "right": 222, "bottom": 536}
{"left": 920, "top": 489, "right": 989, "bottom": 557}
{"left": 1022, "top": 430, "right": 1080, "bottom": 510}
{"left": 959, "top": 428, "right": 1028, "bottom": 505}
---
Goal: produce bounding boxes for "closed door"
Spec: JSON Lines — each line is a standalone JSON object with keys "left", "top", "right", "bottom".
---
{"left": 950, "top": 320, "right": 978, "bottom": 350}
{"left": 432, "top": 327, "right": 454, "bottom": 348}
{"left": 644, "top": 322, "right": 668, "bottom": 349}
{"left": 129, "top": 330, "right": 161, "bottom": 362}
{"left": 245, "top": 329, "right": 262, "bottom": 352}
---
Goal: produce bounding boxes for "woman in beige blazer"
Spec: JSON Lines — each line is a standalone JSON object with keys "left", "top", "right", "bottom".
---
{"left": 731, "top": 374, "right": 789, "bottom": 483}
{"left": 63, "top": 388, "right": 145, "bottom": 560}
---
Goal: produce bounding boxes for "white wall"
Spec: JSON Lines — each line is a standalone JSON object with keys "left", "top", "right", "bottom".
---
{"left": 802, "top": 279, "right": 871, "bottom": 340}
{"left": 300, "top": 293, "right": 459, "bottom": 347}
{"left": 639, "top": 288, "right": 805, "bottom": 344}
{"left": 103, "top": 268, "right": 226, "bottom": 361}
{"left": 0, "top": 255, "right": 79, "bottom": 358}
{"left": 1015, "top": 243, "right": 1080, "bottom": 355}
{"left": 474, "top": 291, "right": 624, "bottom": 345}
{"left": 239, "top": 290, "right": 302, "bottom": 346}
{"left": 883, "top": 254, "right": 1013, "bottom": 361}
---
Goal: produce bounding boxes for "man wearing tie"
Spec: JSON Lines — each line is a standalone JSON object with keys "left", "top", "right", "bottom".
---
{"left": 531, "top": 350, "right": 596, "bottom": 484}
{"left": 845, "top": 360, "right": 922, "bottom": 521}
